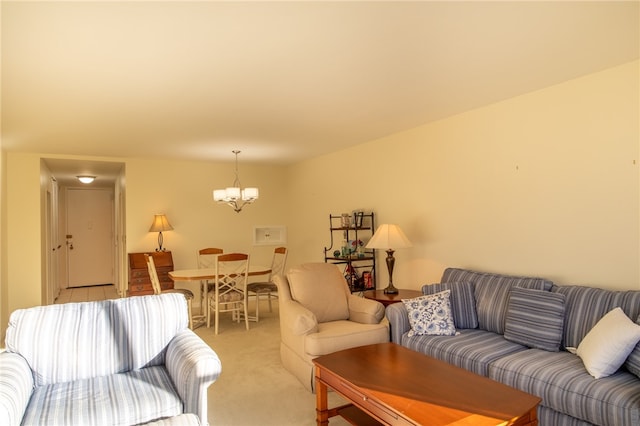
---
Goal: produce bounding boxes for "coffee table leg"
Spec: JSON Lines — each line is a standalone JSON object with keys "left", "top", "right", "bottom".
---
{"left": 315, "top": 374, "right": 329, "bottom": 425}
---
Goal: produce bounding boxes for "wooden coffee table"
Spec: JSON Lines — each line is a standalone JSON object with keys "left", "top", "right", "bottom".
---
{"left": 313, "top": 343, "right": 540, "bottom": 426}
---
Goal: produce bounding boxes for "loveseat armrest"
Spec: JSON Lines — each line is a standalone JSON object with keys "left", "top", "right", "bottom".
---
{"left": 385, "top": 303, "right": 411, "bottom": 344}
{"left": 166, "top": 329, "right": 221, "bottom": 426}
{"left": 0, "top": 352, "right": 34, "bottom": 425}
{"left": 348, "top": 295, "right": 385, "bottom": 324}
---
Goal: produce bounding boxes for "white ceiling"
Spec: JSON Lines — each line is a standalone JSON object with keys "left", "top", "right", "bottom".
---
{"left": 2, "top": 1, "right": 639, "bottom": 182}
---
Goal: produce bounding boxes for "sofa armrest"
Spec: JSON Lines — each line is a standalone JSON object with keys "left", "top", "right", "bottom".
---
{"left": 385, "top": 303, "right": 411, "bottom": 344}
{"left": 0, "top": 352, "right": 34, "bottom": 425}
{"left": 166, "top": 329, "right": 221, "bottom": 426}
{"left": 348, "top": 295, "right": 385, "bottom": 324}
{"left": 280, "top": 300, "right": 318, "bottom": 336}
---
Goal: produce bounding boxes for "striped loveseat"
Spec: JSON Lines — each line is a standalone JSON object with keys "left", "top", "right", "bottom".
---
{"left": 0, "top": 293, "right": 221, "bottom": 426}
{"left": 386, "top": 267, "right": 640, "bottom": 426}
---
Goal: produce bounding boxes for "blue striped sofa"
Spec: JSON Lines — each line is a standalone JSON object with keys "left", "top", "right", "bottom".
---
{"left": 0, "top": 293, "right": 222, "bottom": 426}
{"left": 386, "top": 267, "right": 640, "bottom": 426}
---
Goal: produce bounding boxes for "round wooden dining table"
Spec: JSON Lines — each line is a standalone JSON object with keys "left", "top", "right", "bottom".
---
{"left": 168, "top": 265, "right": 271, "bottom": 281}
{"left": 169, "top": 266, "right": 272, "bottom": 327}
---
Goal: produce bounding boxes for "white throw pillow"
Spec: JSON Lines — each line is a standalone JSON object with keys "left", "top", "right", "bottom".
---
{"left": 576, "top": 307, "right": 640, "bottom": 379}
{"left": 402, "top": 290, "right": 456, "bottom": 337}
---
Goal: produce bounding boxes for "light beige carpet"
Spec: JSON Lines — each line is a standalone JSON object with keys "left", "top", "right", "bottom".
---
{"left": 195, "top": 300, "right": 350, "bottom": 426}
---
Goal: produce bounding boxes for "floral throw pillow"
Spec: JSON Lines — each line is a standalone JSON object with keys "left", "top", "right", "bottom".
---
{"left": 402, "top": 290, "right": 456, "bottom": 337}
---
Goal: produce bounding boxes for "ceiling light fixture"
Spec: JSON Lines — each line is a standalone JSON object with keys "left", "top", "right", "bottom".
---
{"left": 213, "top": 150, "right": 259, "bottom": 213}
{"left": 77, "top": 175, "right": 96, "bottom": 184}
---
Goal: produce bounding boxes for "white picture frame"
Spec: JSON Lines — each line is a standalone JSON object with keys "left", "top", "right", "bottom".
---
{"left": 253, "top": 226, "right": 287, "bottom": 246}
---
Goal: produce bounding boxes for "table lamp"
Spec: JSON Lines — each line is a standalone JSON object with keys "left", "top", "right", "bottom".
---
{"left": 366, "top": 224, "right": 412, "bottom": 294}
{"left": 149, "top": 214, "right": 173, "bottom": 252}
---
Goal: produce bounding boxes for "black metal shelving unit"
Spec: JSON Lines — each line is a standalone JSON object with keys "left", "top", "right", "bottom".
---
{"left": 324, "top": 212, "right": 376, "bottom": 292}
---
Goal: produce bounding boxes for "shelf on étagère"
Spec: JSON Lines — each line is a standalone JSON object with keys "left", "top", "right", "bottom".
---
{"left": 326, "top": 256, "right": 375, "bottom": 262}
{"left": 329, "top": 226, "right": 373, "bottom": 232}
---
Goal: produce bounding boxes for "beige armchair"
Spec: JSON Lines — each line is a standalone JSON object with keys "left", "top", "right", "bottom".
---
{"left": 274, "top": 263, "right": 389, "bottom": 392}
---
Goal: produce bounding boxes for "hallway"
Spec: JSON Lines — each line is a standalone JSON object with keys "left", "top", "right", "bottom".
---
{"left": 54, "top": 284, "right": 119, "bottom": 304}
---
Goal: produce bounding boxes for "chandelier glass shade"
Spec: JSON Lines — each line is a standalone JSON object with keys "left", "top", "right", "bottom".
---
{"left": 213, "top": 150, "right": 259, "bottom": 213}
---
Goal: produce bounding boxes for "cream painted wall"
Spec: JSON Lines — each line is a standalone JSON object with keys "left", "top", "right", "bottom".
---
{"left": 124, "top": 157, "right": 290, "bottom": 298}
{"left": 1, "top": 61, "right": 638, "bottom": 343}
{"left": 286, "top": 61, "right": 639, "bottom": 291}
{"left": 0, "top": 145, "right": 6, "bottom": 341}
{"left": 5, "top": 153, "right": 43, "bottom": 319}
{"left": 1, "top": 153, "right": 289, "bottom": 329}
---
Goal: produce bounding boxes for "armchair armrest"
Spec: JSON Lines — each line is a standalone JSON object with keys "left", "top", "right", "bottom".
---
{"left": 280, "top": 300, "right": 318, "bottom": 336}
{"left": 166, "top": 329, "right": 221, "bottom": 425}
{"left": 347, "top": 295, "right": 385, "bottom": 324}
{"left": 385, "top": 302, "right": 411, "bottom": 344}
{"left": 0, "top": 352, "right": 34, "bottom": 425}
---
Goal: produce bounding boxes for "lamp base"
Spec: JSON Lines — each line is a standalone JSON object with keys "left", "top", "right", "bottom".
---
{"left": 383, "top": 284, "right": 399, "bottom": 294}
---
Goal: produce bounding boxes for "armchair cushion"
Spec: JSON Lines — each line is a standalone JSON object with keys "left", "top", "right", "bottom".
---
{"left": 348, "top": 294, "right": 385, "bottom": 324}
{"left": 287, "top": 263, "right": 349, "bottom": 323}
{"left": 22, "top": 366, "right": 183, "bottom": 426}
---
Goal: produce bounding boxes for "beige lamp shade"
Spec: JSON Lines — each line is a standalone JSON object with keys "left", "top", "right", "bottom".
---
{"left": 366, "top": 224, "right": 412, "bottom": 250}
{"left": 149, "top": 214, "right": 173, "bottom": 251}
{"left": 149, "top": 214, "right": 174, "bottom": 232}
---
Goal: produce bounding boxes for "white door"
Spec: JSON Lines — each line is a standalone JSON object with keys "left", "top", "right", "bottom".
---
{"left": 67, "top": 188, "right": 114, "bottom": 287}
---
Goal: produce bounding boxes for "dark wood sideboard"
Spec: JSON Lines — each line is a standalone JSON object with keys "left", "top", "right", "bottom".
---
{"left": 128, "top": 251, "right": 174, "bottom": 296}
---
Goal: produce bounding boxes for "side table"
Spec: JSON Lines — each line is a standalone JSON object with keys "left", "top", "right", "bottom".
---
{"left": 362, "top": 289, "right": 422, "bottom": 307}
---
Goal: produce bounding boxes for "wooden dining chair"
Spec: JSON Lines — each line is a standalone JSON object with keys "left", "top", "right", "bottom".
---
{"left": 145, "top": 254, "right": 197, "bottom": 329}
{"left": 207, "top": 253, "right": 250, "bottom": 334}
{"left": 197, "top": 248, "right": 224, "bottom": 314}
{"left": 246, "top": 247, "right": 287, "bottom": 321}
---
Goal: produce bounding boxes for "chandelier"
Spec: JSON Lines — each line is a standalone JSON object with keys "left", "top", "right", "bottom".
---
{"left": 213, "top": 150, "right": 259, "bottom": 213}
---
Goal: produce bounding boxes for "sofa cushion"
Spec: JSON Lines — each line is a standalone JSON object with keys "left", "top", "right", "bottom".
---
{"left": 287, "top": 263, "right": 349, "bottom": 323}
{"left": 489, "top": 349, "right": 640, "bottom": 426}
{"left": 624, "top": 315, "right": 640, "bottom": 378}
{"left": 22, "top": 366, "right": 183, "bottom": 426}
{"left": 576, "top": 307, "right": 640, "bottom": 379}
{"left": 440, "top": 268, "right": 553, "bottom": 334}
{"left": 504, "top": 287, "right": 565, "bottom": 352}
{"left": 421, "top": 281, "right": 477, "bottom": 329}
{"left": 552, "top": 285, "right": 640, "bottom": 349}
{"left": 402, "top": 291, "right": 456, "bottom": 337}
{"left": 401, "top": 328, "right": 526, "bottom": 376}
{"left": 5, "top": 294, "right": 189, "bottom": 387}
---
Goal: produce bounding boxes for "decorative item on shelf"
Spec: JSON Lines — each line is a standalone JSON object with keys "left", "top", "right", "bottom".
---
{"left": 341, "top": 238, "right": 349, "bottom": 257}
{"left": 366, "top": 224, "right": 412, "bottom": 294}
{"left": 353, "top": 210, "right": 364, "bottom": 228}
{"left": 340, "top": 213, "right": 351, "bottom": 228}
{"left": 149, "top": 214, "right": 174, "bottom": 252}
{"left": 348, "top": 239, "right": 365, "bottom": 257}
{"left": 363, "top": 271, "right": 374, "bottom": 289}
{"left": 212, "top": 150, "right": 259, "bottom": 213}
{"left": 344, "top": 264, "right": 359, "bottom": 288}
